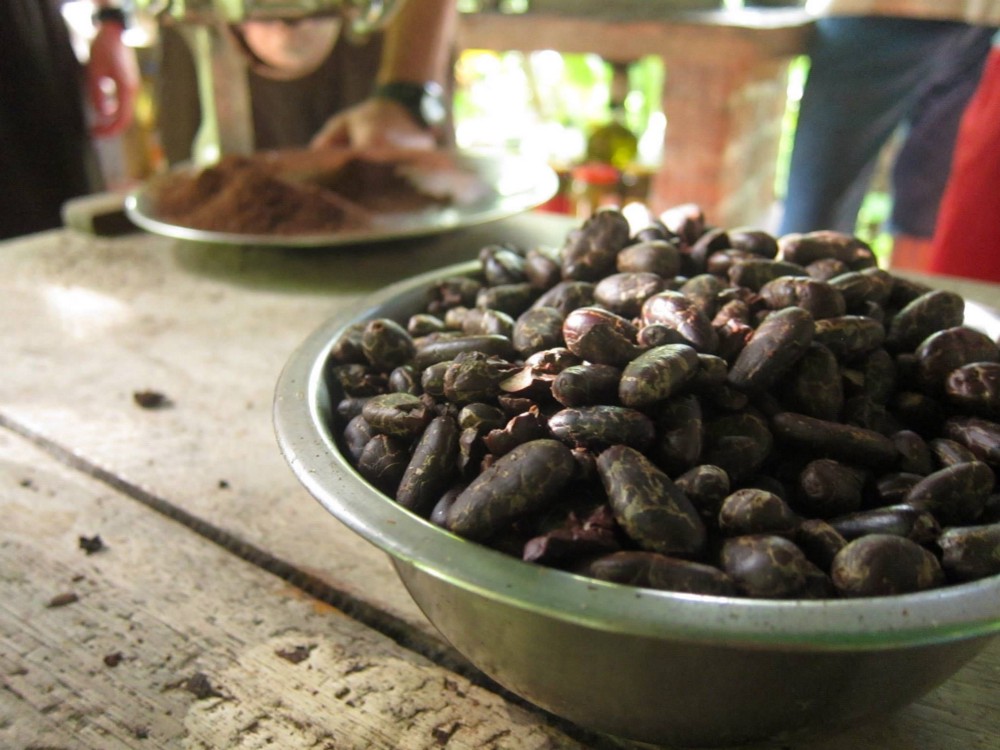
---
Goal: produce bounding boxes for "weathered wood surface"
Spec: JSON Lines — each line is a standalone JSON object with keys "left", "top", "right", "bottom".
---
{"left": 1, "top": 217, "right": 999, "bottom": 749}
{"left": 0, "top": 428, "right": 594, "bottom": 749}
{"left": 0, "top": 215, "right": 573, "bottom": 641}
{"left": 3, "top": 401, "right": 999, "bottom": 750}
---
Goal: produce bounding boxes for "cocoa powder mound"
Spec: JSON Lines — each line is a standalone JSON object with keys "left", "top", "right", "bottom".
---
{"left": 312, "top": 158, "right": 448, "bottom": 214}
{"left": 156, "top": 155, "right": 371, "bottom": 235}
{"left": 152, "top": 150, "right": 454, "bottom": 236}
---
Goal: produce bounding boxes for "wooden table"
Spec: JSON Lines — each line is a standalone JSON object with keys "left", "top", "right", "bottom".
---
{"left": 1, "top": 212, "right": 998, "bottom": 749}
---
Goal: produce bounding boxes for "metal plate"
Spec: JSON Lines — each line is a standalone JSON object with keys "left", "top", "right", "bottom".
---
{"left": 124, "top": 151, "right": 559, "bottom": 248}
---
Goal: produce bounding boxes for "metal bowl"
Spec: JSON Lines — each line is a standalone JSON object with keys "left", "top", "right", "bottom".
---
{"left": 273, "top": 261, "right": 1000, "bottom": 747}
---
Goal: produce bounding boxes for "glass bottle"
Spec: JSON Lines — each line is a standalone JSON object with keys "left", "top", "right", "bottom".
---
{"left": 585, "top": 61, "right": 638, "bottom": 171}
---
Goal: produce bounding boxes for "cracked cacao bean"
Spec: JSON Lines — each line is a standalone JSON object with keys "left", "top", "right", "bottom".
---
{"left": 362, "top": 392, "right": 433, "bottom": 441}
{"left": 795, "top": 459, "right": 866, "bottom": 518}
{"left": 718, "top": 489, "right": 801, "bottom": 538}
{"left": 414, "top": 334, "right": 515, "bottom": 369}
{"left": 512, "top": 306, "right": 565, "bottom": 357}
{"left": 562, "top": 306, "right": 642, "bottom": 366}
{"left": 616, "top": 239, "right": 681, "bottom": 278}
{"left": 886, "top": 290, "right": 966, "bottom": 353}
{"left": 944, "top": 416, "right": 1000, "bottom": 467}
{"left": 361, "top": 318, "right": 415, "bottom": 371}
{"left": 720, "top": 535, "right": 813, "bottom": 599}
{"left": 813, "top": 315, "right": 886, "bottom": 361}
{"left": 549, "top": 405, "right": 655, "bottom": 452}
{"left": 831, "top": 534, "right": 944, "bottom": 597}
{"left": 828, "top": 505, "right": 940, "bottom": 545}
{"left": 945, "top": 362, "right": 1000, "bottom": 418}
{"left": 551, "top": 363, "right": 622, "bottom": 407}
{"left": 728, "top": 307, "right": 814, "bottom": 392}
{"left": 651, "top": 395, "right": 703, "bottom": 474}
{"left": 641, "top": 291, "right": 719, "bottom": 353}
{"left": 759, "top": 276, "right": 846, "bottom": 320}
{"left": 904, "top": 461, "right": 995, "bottom": 526}
{"left": 619, "top": 344, "right": 700, "bottom": 409}
{"left": 771, "top": 412, "right": 897, "bottom": 467}
{"left": 778, "top": 230, "right": 876, "bottom": 270}
{"left": 597, "top": 445, "right": 707, "bottom": 558}
{"left": 396, "top": 415, "right": 460, "bottom": 515}
{"left": 938, "top": 523, "right": 1000, "bottom": 582}
{"left": 915, "top": 326, "right": 1000, "bottom": 393}
{"left": 594, "top": 272, "right": 665, "bottom": 319}
{"left": 782, "top": 343, "right": 844, "bottom": 421}
{"left": 560, "top": 210, "right": 631, "bottom": 281}
{"left": 446, "top": 439, "right": 577, "bottom": 541}
{"left": 357, "top": 434, "right": 409, "bottom": 496}
{"left": 579, "top": 551, "right": 737, "bottom": 596}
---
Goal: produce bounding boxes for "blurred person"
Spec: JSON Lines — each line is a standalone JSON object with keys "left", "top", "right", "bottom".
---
{"left": 926, "top": 32, "right": 1000, "bottom": 283}
{"left": 0, "top": 0, "right": 139, "bottom": 239}
{"left": 778, "top": 15, "right": 994, "bottom": 270}
{"left": 157, "top": 0, "right": 457, "bottom": 165}
{"left": 311, "top": 0, "right": 456, "bottom": 150}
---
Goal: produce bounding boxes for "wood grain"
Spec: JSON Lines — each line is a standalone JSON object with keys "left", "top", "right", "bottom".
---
{"left": 0, "top": 428, "right": 594, "bottom": 749}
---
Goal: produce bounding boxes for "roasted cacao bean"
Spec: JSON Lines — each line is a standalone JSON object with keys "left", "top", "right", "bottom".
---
{"left": 720, "top": 535, "right": 813, "bottom": 598}
{"left": 597, "top": 445, "right": 707, "bottom": 558}
{"left": 396, "top": 415, "right": 460, "bottom": 515}
{"left": 619, "top": 343, "right": 700, "bottom": 409}
{"left": 831, "top": 534, "right": 944, "bottom": 597}
{"left": 446, "top": 439, "right": 577, "bottom": 540}
{"left": 938, "top": 523, "right": 1000, "bottom": 582}
{"left": 549, "top": 405, "right": 655, "bottom": 452}
{"left": 580, "top": 551, "right": 737, "bottom": 596}
{"left": 718, "top": 489, "right": 801, "bottom": 538}
{"left": 728, "top": 307, "right": 814, "bottom": 392}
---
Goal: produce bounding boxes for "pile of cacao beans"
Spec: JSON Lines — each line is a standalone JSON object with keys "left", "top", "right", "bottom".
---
{"left": 325, "top": 205, "right": 1000, "bottom": 599}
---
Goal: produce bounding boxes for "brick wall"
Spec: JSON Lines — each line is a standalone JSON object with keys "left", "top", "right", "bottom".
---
{"left": 651, "top": 54, "right": 793, "bottom": 229}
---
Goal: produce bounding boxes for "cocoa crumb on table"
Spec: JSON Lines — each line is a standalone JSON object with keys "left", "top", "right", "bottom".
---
{"left": 175, "top": 672, "right": 225, "bottom": 700}
{"left": 133, "top": 390, "right": 171, "bottom": 409}
{"left": 431, "top": 722, "right": 462, "bottom": 745}
{"left": 79, "top": 534, "right": 105, "bottom": 555}
{"left": 46, "top": 592, "right": 79, "bottom": 608}
{"left": 275, "top": 644, "right": 316, "bottom": 664}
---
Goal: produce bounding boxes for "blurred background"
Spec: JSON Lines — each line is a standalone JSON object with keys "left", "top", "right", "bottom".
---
{"left": 58, "top": 0, "right": 991, "bottom": 269}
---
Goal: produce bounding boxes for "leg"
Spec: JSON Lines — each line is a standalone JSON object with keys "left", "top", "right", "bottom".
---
{"left": 889, "top": 25, "right": 995, "bottom": 239}
{"left": 779, "top": 17, "right": 973, "bottom": 235}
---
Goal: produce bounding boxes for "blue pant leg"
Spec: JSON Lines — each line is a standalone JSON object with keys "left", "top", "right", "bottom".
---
{"left": 779, "top": 17, "right": 978, "bottom": 235}
{"left": 889, "top": 26, "right": 995, "bottom": 237}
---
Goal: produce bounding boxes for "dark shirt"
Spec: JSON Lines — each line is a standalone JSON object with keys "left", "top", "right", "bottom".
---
{"left": 0, "top": 0, "right": 101, "bottom": 239}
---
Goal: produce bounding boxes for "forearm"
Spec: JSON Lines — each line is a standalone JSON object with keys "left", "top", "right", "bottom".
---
{"left": 376, "top": 0, "right": 458, "bottom": 86}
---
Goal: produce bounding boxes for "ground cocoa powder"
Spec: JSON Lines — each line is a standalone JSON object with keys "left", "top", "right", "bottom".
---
{"left": 154, "top": 152, "right": 449, "bottom": 236}
{"left": 155, "top": 155, "right": 371, "bottom": 235}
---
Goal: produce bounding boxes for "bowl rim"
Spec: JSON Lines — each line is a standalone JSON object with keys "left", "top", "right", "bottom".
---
{"left": 273, "top": 260, "right": 1000, "bottom": 652}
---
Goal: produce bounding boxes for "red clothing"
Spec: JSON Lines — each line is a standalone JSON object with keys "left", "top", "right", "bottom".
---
{"left": 927, "top": 45, "right": 1000, "bottom": 282}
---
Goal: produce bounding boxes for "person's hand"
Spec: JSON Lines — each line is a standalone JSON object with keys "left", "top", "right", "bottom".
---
{"left": 311, "top": 98, "right": 436, "bottom": 151}
{"left": 87, "top": 22, "right": 140, "bottom": 138}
